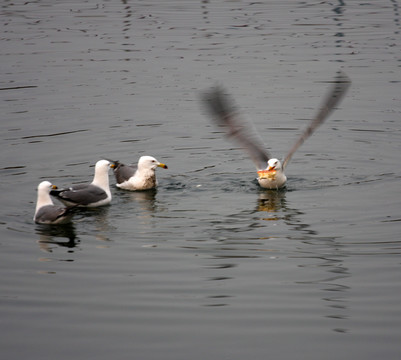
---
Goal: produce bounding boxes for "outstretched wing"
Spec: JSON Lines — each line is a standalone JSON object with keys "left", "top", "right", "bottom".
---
{"left": 282, "top": 71, "right": 351, "bottom": 169}
{"left": 201, "top": 86, "right": 271, "bottom": 170}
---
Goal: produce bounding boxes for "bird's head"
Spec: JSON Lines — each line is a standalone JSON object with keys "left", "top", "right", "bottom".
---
{"left": 138, "top": 156, "right": 168, "bottom": 171}
{"left": 38, "top": 181, "right": 58, "bottom": 193}
{"left": 257, "top": 158, "right": 282, "bottom": 179}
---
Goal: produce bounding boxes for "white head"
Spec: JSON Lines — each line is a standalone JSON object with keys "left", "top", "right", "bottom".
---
{"left": 36, "top": 180, "right": 56, "bottom": 210}
{"left": 138, "top": 156, "right": 168, "bottom": 171}
{"left": 267, "top": 158, "right": 283, "bottom": 171}
{"left": 92, "top": 160, "right": 111, "bottom": 188}
{"left": 95, "top": 159, "right": 111, "bottom": 172}
{"left": 38, "top": 180, "right": 55, "bottom": 193}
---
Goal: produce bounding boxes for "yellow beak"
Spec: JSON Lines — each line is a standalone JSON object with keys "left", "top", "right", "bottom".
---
{"left": 158, "top": 163, "right": 168, "bottom": 169}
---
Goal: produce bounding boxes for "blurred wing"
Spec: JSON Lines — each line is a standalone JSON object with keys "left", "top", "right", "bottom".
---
{"left": 282, "top": 70, "right": 351, "bottom": 169}
{"left": 201, "top": 86, "right": 271, "bottom": 170}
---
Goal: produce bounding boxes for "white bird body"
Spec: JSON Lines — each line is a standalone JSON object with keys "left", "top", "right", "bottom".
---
{"left": 257, "top": 158, "right": 287, "bottom": 189}
{"left": 111, "top": 156, "right": 168, "bottom": 191}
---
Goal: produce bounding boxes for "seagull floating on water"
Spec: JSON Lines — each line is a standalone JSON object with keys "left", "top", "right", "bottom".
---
{"left": 34, "top": 181, "right": 76, "bottom": 224}
{"left": 201, "top": 71, "right": 351, "bottom": 189}
{"left": 50, "top": 159, "right": 112, "bottom": 207}
{"left": 109, "top": 155, "right": 168, "bottom": 191}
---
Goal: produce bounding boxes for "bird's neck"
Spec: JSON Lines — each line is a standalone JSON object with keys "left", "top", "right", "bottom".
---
{"left": 137, "top": 167, "right": 155, "bottom": 178}
{"left": 92, "top": 170, "right": 110, "bottom": 191}
{"left": 36, "top": 191, "right": 54, "bottom": 212}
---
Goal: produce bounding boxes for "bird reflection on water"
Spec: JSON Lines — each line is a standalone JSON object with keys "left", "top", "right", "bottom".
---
{"left": 34, "top": 206, "right": 115, "bottom": 252}
{"left": 35, "top": 223, "right": 78, "bottom": 253}
{"left": 117, "top": 188, "right": 158, "bottom": 214}
{"left": 256, "top": 189, "right": 287, "bottom": 215}
{"left": 256, "top": 189, "right": 318, "bottom": 237}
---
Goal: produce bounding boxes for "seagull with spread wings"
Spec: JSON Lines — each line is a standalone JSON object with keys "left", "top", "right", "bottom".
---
{"left": 201, "top": 71, "right": 351, "bottom": 189}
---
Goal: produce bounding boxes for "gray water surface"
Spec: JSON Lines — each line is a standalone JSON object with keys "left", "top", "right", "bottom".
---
{"left": 1, "top": 1, "right": 401, "bottom": 359}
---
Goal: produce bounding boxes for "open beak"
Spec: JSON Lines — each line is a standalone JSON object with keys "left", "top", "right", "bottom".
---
{"left": 158, "top": 163, "right": 168, "bottom": 169}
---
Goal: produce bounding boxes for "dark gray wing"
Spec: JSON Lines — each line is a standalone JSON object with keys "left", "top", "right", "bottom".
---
{"left": 112, "top": 161, "right": 137, "bottom": 184}
{"left": 35, "top": 205, "right": 74, "bottom": 223}
{"left": 282, "top": 71, "right": 351, "bottom": 169}
{"left": 201, "top": 86, "right": 271, "bottom": 170}
{"left": 51, "top": 184, "right": 107, "bottom": 205}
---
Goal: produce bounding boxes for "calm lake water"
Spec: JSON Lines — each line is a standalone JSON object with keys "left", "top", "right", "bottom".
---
{"left": 1, "top": 1, "right": 400, "bottom": 359}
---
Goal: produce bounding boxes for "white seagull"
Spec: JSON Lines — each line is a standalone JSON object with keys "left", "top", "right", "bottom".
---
{"left": 34, "top": 181, "right": 76, "bottom": 224}
{"left": 50, "top": 159, "right": 112, "bottom": 207}
{"left": 201, "top": 71, "right": 351, "bottom": 189}
{"left": 109, "top": 155, "right": 168, "bottom": 191}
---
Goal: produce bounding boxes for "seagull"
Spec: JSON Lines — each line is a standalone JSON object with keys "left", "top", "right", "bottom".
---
{"left": 34, "top": 181, "right": 76, "bottom": 224}
{"left": 201, "top": 71, "right": 351, "bottom": 189}
{"left": 109, "top": 155, "right": 168, "bottom": 191}
{"left": 50, "top": 159, "right": 112, "bottom": 207}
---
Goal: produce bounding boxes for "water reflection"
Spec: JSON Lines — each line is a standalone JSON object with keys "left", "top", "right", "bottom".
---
{"left": 331, "top": 0, "right": 347, "bottom": 46}
{"left": 35, "top": 223, "right": 78, "bottom": 253}
{"left": 35, "top": 205, "right": 117, "bottom": 253}
{"left": 256, "top": 189, "right": 286, "bottom": 214}
{"left": 256, "top": 189, "right": 318, "bottom": 236}
{"left": 202, "top": 188, "right": 317, "bottom": 243}
{"left": 119, "top": 188, "right": 158, "bottom": 214}
{"left": 257, "top": 190, "right": 350, "bottom": 332}
{"left": 297, "top": 239, "right": 351, "bottom": 333}
{"left": 201, "top": 0, "right": 210, "bottom": 25}
{"left": 78, "top": 206, "right": 114, "bottom": 243}
{"left": 121, "top": 0, "right": 133, "bottom": 36}
{"left": 200, "top": 189, "right": 351, "bottom": 331}
{"left": 390, "top": 0, "right": 401, "bottom": 34}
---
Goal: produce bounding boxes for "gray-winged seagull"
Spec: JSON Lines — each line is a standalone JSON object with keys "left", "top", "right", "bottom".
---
{"left": 50, "top": 159, "right": 112, "bottom": 207}
{"left": 109, "top": 155, "right": 168, "bottom": 191}
{"left": 34, "top": 181, "right": 76, "bottom": 224}
{"left": 201, "top": 71, "right": 351, "bottom": 189}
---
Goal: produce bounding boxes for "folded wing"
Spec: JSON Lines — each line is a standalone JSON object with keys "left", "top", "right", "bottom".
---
{"left": 51, "top": 184, "right": 107, "bottom": 206}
